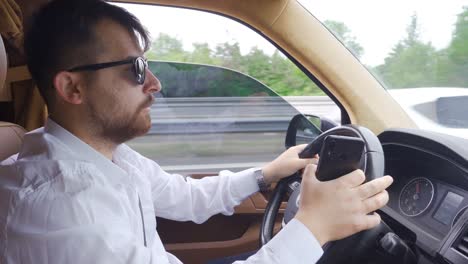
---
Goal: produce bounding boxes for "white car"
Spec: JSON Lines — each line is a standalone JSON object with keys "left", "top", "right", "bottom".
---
{"left": 388, "top": 88, "right": 468, "bottom": 139}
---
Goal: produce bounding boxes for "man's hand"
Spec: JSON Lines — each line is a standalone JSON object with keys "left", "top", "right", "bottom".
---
{"left": 294, "top": 165, "right": 393, "bottom": 246}
{"left": 262, "top": 144, "right": 318, "bottom": 184}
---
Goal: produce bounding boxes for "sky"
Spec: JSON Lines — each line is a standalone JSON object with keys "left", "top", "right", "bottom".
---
{"left": 117, "top": 1, "right": 468, "bottom": 67}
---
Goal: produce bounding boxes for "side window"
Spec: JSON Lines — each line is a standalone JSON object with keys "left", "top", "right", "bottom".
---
{"left": 120, "top": 4, "right": 340, "bottom": 174}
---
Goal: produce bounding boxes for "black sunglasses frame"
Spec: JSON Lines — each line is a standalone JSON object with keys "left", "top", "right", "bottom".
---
{"left": 67, "top": 56, "right": 148, "bottom": 85}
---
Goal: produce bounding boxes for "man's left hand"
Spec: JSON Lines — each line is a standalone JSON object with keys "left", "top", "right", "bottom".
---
{"left": 262, "top": 144, "right": 318, "bottom": 184}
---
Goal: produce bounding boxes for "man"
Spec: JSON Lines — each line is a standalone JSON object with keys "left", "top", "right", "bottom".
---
{"left": 0, "top": 0, "right": 393, "bottom": 263}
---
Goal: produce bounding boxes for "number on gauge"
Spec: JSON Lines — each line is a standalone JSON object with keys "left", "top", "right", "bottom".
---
{"left": 399, "top": 177, "right": 434, "bottom": 217}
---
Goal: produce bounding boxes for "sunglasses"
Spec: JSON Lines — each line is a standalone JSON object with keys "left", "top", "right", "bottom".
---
{"left": 67, "top": 56, "right": 148, "bottom": 85}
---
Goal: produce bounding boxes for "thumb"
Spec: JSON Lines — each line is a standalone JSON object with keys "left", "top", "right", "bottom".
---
{"left": 302, "top": 164, "right": 319, "bottom": 184}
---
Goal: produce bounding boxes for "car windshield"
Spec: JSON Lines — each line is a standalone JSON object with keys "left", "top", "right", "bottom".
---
{"left": 299, "top": 0, "right": 468, "bottom": 139}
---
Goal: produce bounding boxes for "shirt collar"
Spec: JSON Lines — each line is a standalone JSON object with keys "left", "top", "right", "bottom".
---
{"left": 44, "top": 118, "right": 128, "bottom": 180}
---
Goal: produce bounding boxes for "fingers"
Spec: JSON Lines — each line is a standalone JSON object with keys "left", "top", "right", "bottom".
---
{"left": 360, "top": 212, "right": 382, "bottom": 231}
{"left": 351, "top": 213, "right": 382, "bottom": 234}
{"left": 297, "top": 157, "right": 318, "bottom": 168}
{"left": 301, "top": 157, "right": 319, "bottom": 165}
{"left": 337, "top": 169, "right": 366, "bottom": 187}
{"left": 293, "top": 144, "right": 309, "bottom": 153}
{"left": 356, "top": 175, "right": 393, "bottom": 199}
{"left": 303, "top": 163, "right": 317, "bottom": 175}
{"left": 311, "top": 157, "right": 319, "bottom": 165}
{"left": 295, "top": 145, "right": 319, "bottom": 171}
{"left": 362, "top": 190, "right": 389, "bottom": 213}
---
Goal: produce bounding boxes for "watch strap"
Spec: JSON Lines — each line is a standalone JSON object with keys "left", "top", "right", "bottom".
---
{"left": 254, "top": 167, "right": 270, "bottom": 192}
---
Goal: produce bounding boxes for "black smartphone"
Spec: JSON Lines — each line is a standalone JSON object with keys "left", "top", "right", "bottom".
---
{"left": 315, "top": 135, "right": 365, "bottom": 181}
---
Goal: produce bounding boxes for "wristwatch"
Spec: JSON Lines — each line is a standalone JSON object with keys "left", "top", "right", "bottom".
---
{"left": 254, "top": 167, "right": 270, "bottom": 192}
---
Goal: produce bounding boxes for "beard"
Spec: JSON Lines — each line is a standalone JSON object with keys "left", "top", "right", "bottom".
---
{"left": 87, "top": 95, "right": 154, "bottom": 144}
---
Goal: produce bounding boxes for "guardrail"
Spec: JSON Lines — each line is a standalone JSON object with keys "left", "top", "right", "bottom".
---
{"left": 148, "top": 96, "right": 339, "bottom": 134}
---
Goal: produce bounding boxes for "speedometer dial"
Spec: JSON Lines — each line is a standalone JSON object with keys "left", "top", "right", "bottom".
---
{"left": 399, "top": 177, "right": 434, "bottom": 217}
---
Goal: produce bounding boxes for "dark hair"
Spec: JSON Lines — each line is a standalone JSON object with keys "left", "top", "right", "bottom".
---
{"left": 24, "top": 0, "right": 150, "bottom": 108}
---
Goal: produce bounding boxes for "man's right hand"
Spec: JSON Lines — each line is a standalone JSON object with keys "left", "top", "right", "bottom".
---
{"left": 294, "top": 164, "right": 393, "bottom": 246}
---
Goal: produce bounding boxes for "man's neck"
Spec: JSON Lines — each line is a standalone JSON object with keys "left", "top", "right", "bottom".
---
{"left": 49, "top": 115, "right": 117, "bottom": 161}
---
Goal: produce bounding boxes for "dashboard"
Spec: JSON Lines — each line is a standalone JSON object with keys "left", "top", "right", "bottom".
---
{"left": 378, "top": 129, "right": 468, "bottom": 264}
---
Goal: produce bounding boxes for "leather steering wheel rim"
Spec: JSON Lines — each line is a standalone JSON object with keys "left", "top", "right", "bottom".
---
{"left": 260, "top": 125, "right": 386, "bottom": 263}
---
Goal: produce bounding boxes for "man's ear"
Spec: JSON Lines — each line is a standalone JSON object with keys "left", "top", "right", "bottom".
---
{"left": 53, "top": 71, "right": 84, "bottom": 105}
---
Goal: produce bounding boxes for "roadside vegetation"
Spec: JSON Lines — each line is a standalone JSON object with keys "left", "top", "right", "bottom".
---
{"left": 146, "top": 8, "right": 468, "bottom": 96}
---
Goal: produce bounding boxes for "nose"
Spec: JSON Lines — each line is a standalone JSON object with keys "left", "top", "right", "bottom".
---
{"left": 143, "top": 68, "right": 162, "bottom": 94}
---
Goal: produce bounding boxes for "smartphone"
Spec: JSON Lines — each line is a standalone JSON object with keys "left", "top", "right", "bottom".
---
{"left": 315, "top": 135, "right": 365, "bottom": 181}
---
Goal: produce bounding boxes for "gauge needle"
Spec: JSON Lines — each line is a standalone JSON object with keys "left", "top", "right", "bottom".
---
{"left": 416, "top": 182, "right": 420, "bottom": 194}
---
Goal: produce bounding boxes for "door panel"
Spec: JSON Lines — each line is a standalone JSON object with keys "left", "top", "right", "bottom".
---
{"left": 157, "top": 173, "right": 286, "bottom": 263}
{"left": 159, "top": 215, "right": 283, "bottom": 264}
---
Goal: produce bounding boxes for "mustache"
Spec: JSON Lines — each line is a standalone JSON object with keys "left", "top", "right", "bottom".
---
{"left": 140, "top": 95, "right": 155, "bottom": 110}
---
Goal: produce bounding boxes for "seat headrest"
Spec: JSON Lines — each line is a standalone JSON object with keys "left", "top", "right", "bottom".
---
{"left": 0, "top": 37, "right": 26, "bottom": 162}
{"left": 0, "top": 121, "right": 25, "bottom": 161}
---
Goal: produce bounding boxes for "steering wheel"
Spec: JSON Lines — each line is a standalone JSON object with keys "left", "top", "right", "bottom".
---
{"left": 260, "top": 125, "right": 391, "bottom": 263}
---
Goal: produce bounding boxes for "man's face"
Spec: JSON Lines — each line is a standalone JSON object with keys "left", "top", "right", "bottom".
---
{"left": 80, "top": 19, "right": 160, "bottom": 144}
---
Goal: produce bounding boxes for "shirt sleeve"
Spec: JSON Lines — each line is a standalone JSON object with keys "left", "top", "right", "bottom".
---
{"left": 235, "top": 219, "right": 324, "bottom": 264}
{"left": 140, "top": 152, "right": 260, "bottom": 223}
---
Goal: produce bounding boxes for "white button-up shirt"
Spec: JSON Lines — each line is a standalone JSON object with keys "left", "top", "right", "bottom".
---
{"left": 0, "top": 119, "right": 323, "bottom": 263}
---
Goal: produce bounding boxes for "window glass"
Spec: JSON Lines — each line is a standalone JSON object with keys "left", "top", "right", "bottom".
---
{"left": 299, "top": 0, "right": 468, "bottom": 139}
{"left": 117, "top": 4, "right": 340, "bottom": 174}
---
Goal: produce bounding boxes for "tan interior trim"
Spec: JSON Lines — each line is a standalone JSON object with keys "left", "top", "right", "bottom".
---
{"left": 6, "top": 65, "right": 30, "bottom": 82}
{"left": 234, "top": 193, "right": 287, "bottom": 214}
{"left": 1, "top": 65, "right": 31, "bottom": 101}
{"left": 0, "top": 82, "right": 10, "bottom": 101}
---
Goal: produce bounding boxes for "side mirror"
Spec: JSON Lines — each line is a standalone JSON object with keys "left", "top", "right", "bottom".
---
{"left": 285, "top": 114, "right": 323, "bottom": 148}
{"left": 320, "top": 116, "right": 340, "bottom": 131}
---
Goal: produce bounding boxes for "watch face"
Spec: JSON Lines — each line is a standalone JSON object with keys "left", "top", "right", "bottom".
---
{"left": 255, "top": 168, "right": 269, "bottom": 191}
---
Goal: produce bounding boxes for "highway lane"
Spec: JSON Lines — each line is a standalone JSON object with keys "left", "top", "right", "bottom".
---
{"left": 147, "top": 96, "right": 340, "bottom": 134}
{"left": 127, "top": 132, "right": 285, "bottom": 174}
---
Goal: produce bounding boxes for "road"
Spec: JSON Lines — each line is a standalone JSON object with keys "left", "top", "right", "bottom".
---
{"left": 127, "top": 132, "right": 285, "bottom": 174}
{"left": 147, "top": 96, "right": 340, "bottom": 134}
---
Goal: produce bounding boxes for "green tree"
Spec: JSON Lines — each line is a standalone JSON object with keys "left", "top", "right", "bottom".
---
{"left": 243, "top": 47, "right": 272, "bottom": 83}
{"left": 444, "top": 6, "right": 468, "bottom": 86}
{"left": 448, "top": 7, "right": 468, "bottom": 65}
{"left": 213, "top": 42, "right": 244, "bottom": 70}
{"left": 268, "top": 51, "right": 324, "bottom": 95}
{"left": 324, "top": 20, "right": 364, "bottom": 59}
{"left": 376, "top": 14, "right": 438, "bottom": 88}
{"left": 189, "top": 43, "right": 214, "bottom": 65}
{"left": 147, "top": 33, "right": 188, "bottom": 61}
{"left": 147, "top": 35, "right": 326, "bottom": 96}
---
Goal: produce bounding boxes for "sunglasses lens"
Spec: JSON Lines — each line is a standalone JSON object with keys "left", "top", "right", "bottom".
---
{"left": 134, "top": 57, "right": 146, "bottom": 84}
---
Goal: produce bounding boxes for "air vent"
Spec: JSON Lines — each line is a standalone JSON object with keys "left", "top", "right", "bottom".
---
{"left": 455, "top": 231, "right": 468, "bottom": 257}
